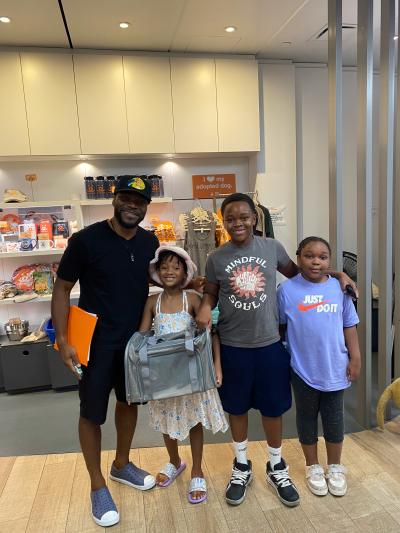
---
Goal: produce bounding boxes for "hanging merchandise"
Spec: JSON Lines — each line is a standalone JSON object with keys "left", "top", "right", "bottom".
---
{"left": 182, "top": 205, "right": 216, "bottom": 276}
{"left": 254, "top": 203, "right": 274, "bottom": 238}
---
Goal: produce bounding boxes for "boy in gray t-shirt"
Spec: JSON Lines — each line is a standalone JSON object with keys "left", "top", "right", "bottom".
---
{"left": 197, "top": 193, "right": 300, "bottom": 508}
{"left": 206, "top": 236, "right": 290, "bottom": 348}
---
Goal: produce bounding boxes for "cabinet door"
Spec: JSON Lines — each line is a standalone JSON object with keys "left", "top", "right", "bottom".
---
{"left": 0, "top": 53, "right": 30, "bottom": 156}
{"left": 171, "top": 58, "right": 218, "bottom": 153}
{"left": 21, "top": 53, "right": 81, "bottom": 155}
{"left": 124, "top": 56, "right": 174, "bottom": 154}
{"left": 73, "top": 55, "right": 129, "bottom": 154}
{"left": 216, "top": 59, "right": 260, "bottom": 152}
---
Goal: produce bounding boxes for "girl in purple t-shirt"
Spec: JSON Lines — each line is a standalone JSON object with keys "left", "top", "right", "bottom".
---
{"left": 277, "top": 236, "right": 361, "bottom": 498}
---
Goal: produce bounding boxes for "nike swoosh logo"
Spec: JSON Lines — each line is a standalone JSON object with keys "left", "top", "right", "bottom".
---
{"left": 298, "top": 301, "right": 329, "bottom": 311}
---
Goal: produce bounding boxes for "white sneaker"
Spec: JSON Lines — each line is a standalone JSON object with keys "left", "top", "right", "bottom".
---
{"left": 326, "top": 464, "right": 347, "bottom": 496}
{"left": 305, "top": 464, "right": 328, "bottom": 496}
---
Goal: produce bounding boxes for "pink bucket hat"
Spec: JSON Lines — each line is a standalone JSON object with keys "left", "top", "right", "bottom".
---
{"left": 149, "top": 245, "right": 197, "bottom": 288}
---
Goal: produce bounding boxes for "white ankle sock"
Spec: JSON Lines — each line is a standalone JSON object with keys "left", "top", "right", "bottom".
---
{"left": 268, "top": 445, "right": 282, "bottom": 468}
{"left": 233, "top": 439, "right": 248, "bottom": 465}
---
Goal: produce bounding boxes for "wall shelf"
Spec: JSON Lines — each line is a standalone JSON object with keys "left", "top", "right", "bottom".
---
{"left": 0, "top": 200, "right": 75, "bottom": 210}
{"left": 0, "top": 249, "right": 66, "bottom": 259}
{"left": 0, "top": 290, "right": 80, "bottom": 306}
{"left": 0, "top": 286, "right": 161, "bottom": 306}
{"left": 80, "top": 197, "right": 172, "bottom": 206}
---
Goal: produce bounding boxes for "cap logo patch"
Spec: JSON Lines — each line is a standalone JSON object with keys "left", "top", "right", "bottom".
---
{"left": 128, "top": 177, "right": 145, "bottom": 190}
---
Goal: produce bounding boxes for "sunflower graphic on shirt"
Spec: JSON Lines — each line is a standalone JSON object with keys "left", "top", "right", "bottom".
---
{"left": 229, "top": 264, "right": 266, "bottom": 298}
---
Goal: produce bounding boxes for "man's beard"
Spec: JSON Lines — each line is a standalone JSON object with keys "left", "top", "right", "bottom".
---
{"left": 114, "top": 208, "right": 145, "bottom": 229}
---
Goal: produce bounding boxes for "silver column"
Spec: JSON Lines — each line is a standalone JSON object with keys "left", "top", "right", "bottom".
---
{"left": 378, "top": 0, "right": 396, "bottom": 397}
{"left": 356, "top": 0, "right": 373, "bottom": 427}
{"left": 328, "top": 0, "right": 343, "bottom": 270}
{"left": 394, "top": 2, "right": 400, "bottom": 380}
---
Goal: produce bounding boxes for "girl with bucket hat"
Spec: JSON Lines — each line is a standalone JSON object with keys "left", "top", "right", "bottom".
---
{"left": 139, "top": 245, "right": 228, "bottom": 504}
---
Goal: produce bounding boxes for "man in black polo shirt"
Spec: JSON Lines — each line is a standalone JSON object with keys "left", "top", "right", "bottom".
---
{"left": 52, "top": 176, "right": 158, "bottom": 527}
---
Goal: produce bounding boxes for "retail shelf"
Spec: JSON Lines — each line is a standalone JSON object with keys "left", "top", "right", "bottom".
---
{"left": 0, "top": 249, "right": 66, "bottom": 259}
{"left": 0, "top": 200, "right": 76, "bottom": 210}
{"left": 0, "top": 290, "right": 80, "bottom": 306}
{"left": 80, "top": 197, "right": 172, "bottom": 206}
{"left": 0, "top": 287, "right": 160, "bottom": 306}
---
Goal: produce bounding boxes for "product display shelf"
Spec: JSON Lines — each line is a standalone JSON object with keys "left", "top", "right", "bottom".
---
{"left": 80, "top": 197, "right": 172, "bottom": 206}
{"left": 0, "top": 248, "right": 66, "bottom": 259}
{"left": 0, "top": 287, "right": 159, "bottom": 307}
{"left": 0, "top": 290, "right": 80, "bottom": 306}
{"left": 0, "top": 200, "right": 76, "bottom": 210}
{"left": 0, "top": 335, "right": 49, "bottom": 347}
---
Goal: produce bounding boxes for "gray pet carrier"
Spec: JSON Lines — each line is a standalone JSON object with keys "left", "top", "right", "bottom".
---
{"left": 124, "top": 328, "right": 217, "bottom": 403}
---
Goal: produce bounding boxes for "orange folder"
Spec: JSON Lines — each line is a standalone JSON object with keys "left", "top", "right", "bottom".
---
{"left": 54, "top": 305, "right": 98, "bottom": 366}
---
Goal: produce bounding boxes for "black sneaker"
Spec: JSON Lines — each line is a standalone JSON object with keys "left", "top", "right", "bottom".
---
{"left": 225, "top": 459, "right": 253, "bottom": 506}
{"left": 267, "top": 458, "right": 300, "bottom": 507}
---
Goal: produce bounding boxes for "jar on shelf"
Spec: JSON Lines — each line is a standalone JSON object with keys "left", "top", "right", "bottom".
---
{"left": 84, "top": 176, "right": 96, "bottom": 199}
{"left": 95, "top": 176, "right": 106, "bottom": 199}
{"left": 105, "top": 176, "right": 115, "bottom": 198}
{"left": 148, "top": 175, "right": 160, "bottom": 198}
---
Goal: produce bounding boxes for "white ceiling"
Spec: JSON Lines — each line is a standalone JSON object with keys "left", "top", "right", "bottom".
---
{"left": 0, "top": 0, "right": 397, "bottom": 66}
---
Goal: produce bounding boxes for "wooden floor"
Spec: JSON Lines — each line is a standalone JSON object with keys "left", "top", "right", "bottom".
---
{"left": 1, "top": 427, "right": 400, "bottom": 533}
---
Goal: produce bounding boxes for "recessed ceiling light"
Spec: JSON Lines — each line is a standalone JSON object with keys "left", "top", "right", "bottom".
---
{"left": 225, "top": 26, "right": 236, "bottom": 33}
{"left": 0, "top": 16, "right": 11, "bottom": 23}
{"left": 282, "top": 41, "right": 292, "bottom": 46}
{"left": 119, "top": 22, "right": 130, "bottom": 29}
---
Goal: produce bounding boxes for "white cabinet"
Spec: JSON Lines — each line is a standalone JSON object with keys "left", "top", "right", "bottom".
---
{"left": 215, "top": 59, "right": 260, "bottom": 152}
{"left": 0, "top": 52, "right": 260, "bottom": 158}
{"left": 171, "top": 58, "right": 218, "bottom": 153}
{"left": 20, "top": 53, "right": 81, "bottom": 155}
{"left": 0, "top": 53, "right": 30, "bottom": 156}
{"left": 124, "top": 56, "right": 174, "bottom": 154}
{"left": 73, "top": 55, "right": 129, "bottom": 154}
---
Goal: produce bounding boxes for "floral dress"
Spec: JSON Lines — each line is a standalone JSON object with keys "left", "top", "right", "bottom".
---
{"left": 148, "top": 290, "right": 228, "bottom": 441}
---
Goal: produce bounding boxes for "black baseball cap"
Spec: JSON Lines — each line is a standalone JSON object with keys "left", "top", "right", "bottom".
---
{"left": 114, "top": 175, "right": 152, "bottom": 202}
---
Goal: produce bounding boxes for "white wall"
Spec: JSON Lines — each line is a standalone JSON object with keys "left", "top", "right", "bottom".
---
{"left": 295, "top": 65, "right": 380, "bottom": 280}
{"left": 255, "top": 63, "right": 297, "bottom": 259}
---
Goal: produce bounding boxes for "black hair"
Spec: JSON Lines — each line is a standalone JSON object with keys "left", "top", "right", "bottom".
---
{"left": 221, "top": 193, "right": 257, "bottom": 216}
{"left": 155, "top": 250, "right": 188, "bottom": 274}
{"left": 296, "top": 236, "right": 331, "bottom": 256}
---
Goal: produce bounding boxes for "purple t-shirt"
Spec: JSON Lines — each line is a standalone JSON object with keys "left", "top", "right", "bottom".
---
{"left": 277, "top": 274, "right": 359, "bottom": 391}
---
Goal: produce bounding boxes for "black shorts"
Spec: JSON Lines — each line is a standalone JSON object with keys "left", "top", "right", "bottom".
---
{"left": 79, "top": 344, "right": 128, "bottom": 425}
{"left": 218, "top": 341, "right": 292, "bottom": 417}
